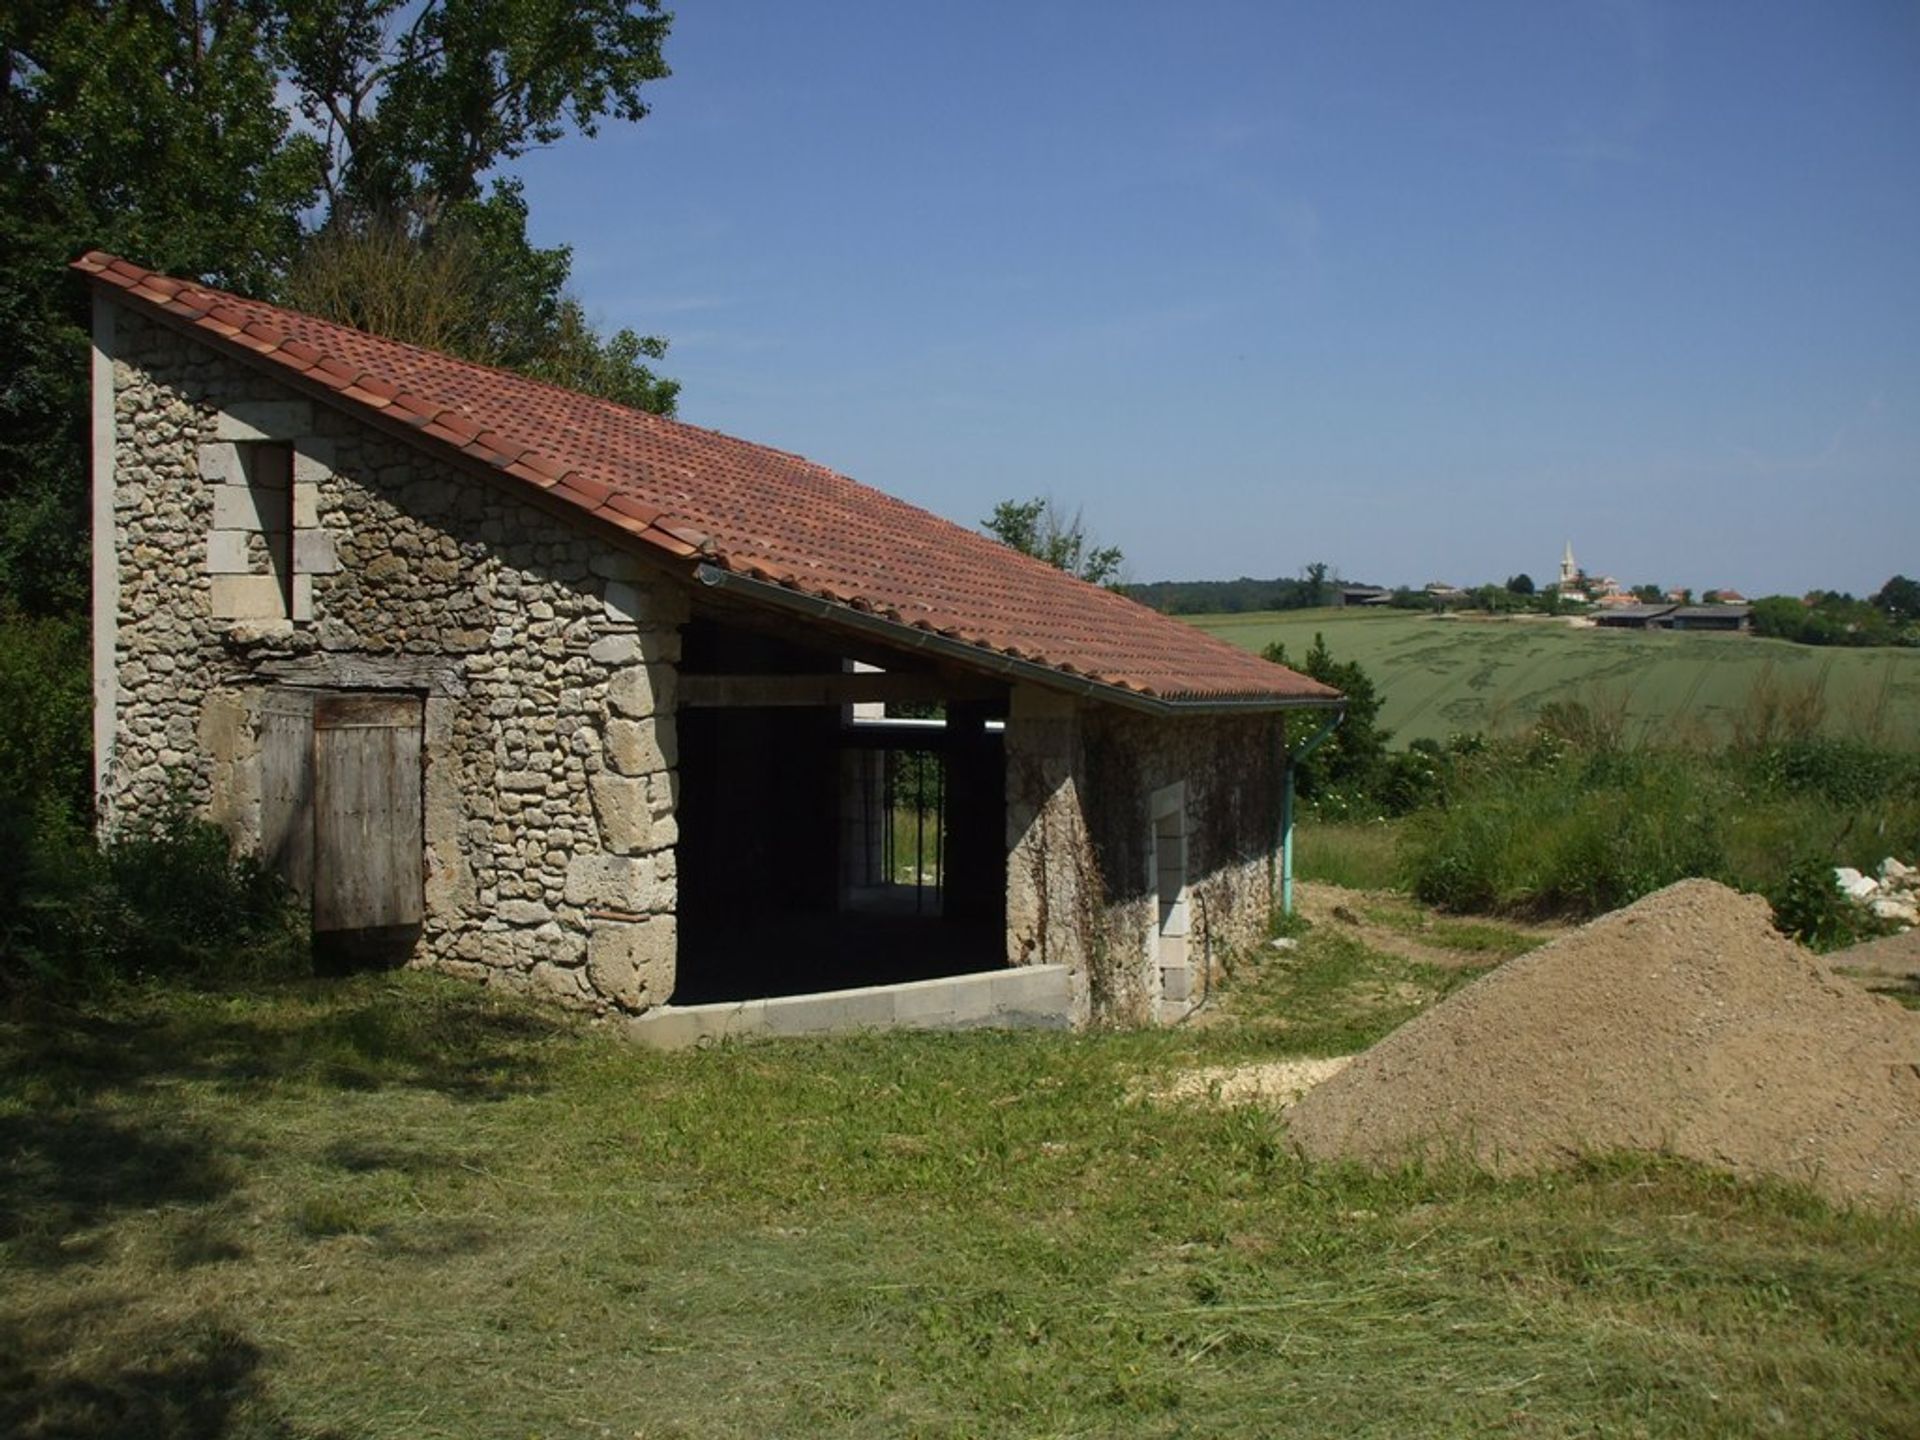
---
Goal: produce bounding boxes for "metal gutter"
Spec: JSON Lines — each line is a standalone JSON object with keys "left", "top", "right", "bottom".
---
{"left": 694, "top": 564, "right": 1346, "bottom": 718}
{"left": 1280, "top": 710, "right": 1345, "bottom": 916}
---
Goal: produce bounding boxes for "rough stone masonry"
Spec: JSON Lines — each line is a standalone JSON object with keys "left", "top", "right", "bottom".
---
{"left": 98, "top": 303, "right": 685, "bottom": 1012}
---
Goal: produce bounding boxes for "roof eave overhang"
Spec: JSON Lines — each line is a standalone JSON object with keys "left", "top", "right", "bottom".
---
{"left": 694, "top": 564, "right": 1346, "bottom": 718}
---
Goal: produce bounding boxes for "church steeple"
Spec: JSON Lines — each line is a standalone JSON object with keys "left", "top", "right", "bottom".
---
{"left": 1559, "top": 540, "right": 1578, "bottom": 590}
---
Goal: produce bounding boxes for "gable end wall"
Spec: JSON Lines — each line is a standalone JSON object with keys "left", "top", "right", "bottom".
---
{"left": 98, "top": 305, "right": 686, "bottom": 1012}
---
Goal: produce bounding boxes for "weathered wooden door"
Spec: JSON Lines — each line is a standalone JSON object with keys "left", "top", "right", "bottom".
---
{"left": 311, "top": 693, "right": 425, "bottom": 932}
{"left": 259, "top": 688, "right": 424, "bottom": 933}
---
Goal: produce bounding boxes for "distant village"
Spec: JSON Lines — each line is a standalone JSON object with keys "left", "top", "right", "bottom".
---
{"left": 1128, "top": 551, "right": 1914, "bottom": 648}
{"left": 1336, "top": 542, "right": 1753, "bottom": 632}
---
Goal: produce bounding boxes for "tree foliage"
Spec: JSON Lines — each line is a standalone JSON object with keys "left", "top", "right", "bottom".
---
{"left": 0, "top": 0, "right": 677, "bottom": 618}
{"left": 1874, "top": 574, "right": 1920, "bottom": 624}
{"left": 1125, "top": 572, "right": 1344, "bottom": 615}
{"left": 282, "top": 187, "right": 679, "bottom": 414}
{"left": 1263, "top": 633, "right": 1390, "bottom": 802}
{"left": 1751, "top": 593, "right": 1913, "bottom": 648}
{"left": 277, "top": 0, "right": 670, "bottom": 216}
{"left": 0, "top": 1, "right": 325, "bottom": 613}
{"left": 983, "top": 497, "right": 1125, "bottom": 588}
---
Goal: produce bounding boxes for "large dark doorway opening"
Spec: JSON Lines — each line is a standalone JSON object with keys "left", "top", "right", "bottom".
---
{"left": 672, "top": 612, "right": 1008, "bottom": 1003}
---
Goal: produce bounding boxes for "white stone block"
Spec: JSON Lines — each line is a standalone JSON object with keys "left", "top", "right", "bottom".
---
{"left": 602, "top": 580, "right": 650, "bottom": 625}
{"left": 210, "top": 574, "right": 286, "bottom": 621}
{"left": 589, "top": 551, "right": 651, "bottom": 582}
{"left": 605, "top": 716, "right": 676, "bottom": 776}
{"left": 293, "top": 529, "right": 339, "bottom": 574}
{"left": 1835, "top": 867, "right": 1879, "bottom": 900}
{"left": 291, "top": 574, "right": 313, "bottom": 622}
{"left": 204, "top": 530, "right": 253, "bottom": 575}
{"left": 648, "top": 770, "right": 680, "bottom": 817}
{"left": 587, "top": 916, "right": 677, "bottom": 1011}
{"left": 212, "top": 484, "right": 268, "bottom": 530}
{"left": 623, "top": 1006, "right": 725, "bottom": 1051}
{"left": 197, "top": 442, "right": 243, "bottom": 484}
{"left": 214, "top": 400, "right": 312, "bottom": 441}
{"left": 292, "top": 437, "right": 335, "bottom": 484}
{"left": 893, "top": 975, "right": 990, "bottom": 1024}
{"left": 589, "top": 634, "right": 642, "bottom": 666}
{"left": 589, "top": 771, "right": 654, "bottom": 854}
{"left": 293, "top": 482, "right": 320, "bottom": 528}
{"left": 765, "top": 987, "right": 894, "bottom": 1035}
{"left": 564, "top": 853, "right": 658, "bottom": 910}
{"left": 607, "top": 663, "right": 676, "bottom": 719}
{"left": 1868, "top": 896, "right": 1919, "bottom": 924}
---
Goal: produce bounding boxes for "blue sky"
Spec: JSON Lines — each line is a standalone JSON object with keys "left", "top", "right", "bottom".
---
{"left": 511, "top": 1, "right": 1919, "bottom": 596}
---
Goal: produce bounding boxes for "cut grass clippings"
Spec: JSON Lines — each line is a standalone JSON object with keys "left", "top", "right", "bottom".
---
{"left": 3, "top": 955, "right": 1918, "bottom": 1438}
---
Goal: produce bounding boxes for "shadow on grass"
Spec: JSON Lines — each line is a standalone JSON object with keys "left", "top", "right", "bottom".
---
{"left": 0, "top": 1307, "right": 341, "bottom": 1440}
{"left": 0, "top": 977, "right": 571, "bottom": 1270}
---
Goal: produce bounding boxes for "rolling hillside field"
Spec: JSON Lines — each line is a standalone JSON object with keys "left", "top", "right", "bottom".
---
{"left": 1188, "top": 608, "right": 1920, "bottom": 748}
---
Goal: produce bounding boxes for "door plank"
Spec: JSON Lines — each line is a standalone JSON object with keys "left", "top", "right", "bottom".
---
{"left": 259, "top": 690, "right": 315, "bottom": 899}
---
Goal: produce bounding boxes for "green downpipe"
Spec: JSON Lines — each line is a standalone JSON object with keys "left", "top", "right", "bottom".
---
{"left": 1281, "top": 711, "right": 1344, "bottom": 916}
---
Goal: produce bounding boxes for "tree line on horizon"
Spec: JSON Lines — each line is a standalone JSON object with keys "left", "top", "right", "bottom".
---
{"left": 1119, "top": 567, "right": 1919, "bottom": 647}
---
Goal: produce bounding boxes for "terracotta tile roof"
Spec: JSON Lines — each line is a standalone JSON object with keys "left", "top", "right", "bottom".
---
{"left": 77, "top": 251, "right": 1339, "bottom": 708}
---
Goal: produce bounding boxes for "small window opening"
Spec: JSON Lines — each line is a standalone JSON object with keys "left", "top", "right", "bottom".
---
{"left": 843, "top": 746, "right": 946, "bottom": 916}
{"left": 1150, "top": 784, "right": 1192, "bottom": 1012}
{"left": 242, "top": 441, "right": 295, "bottom": 618}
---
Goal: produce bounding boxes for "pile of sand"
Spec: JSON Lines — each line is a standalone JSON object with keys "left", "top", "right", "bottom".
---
{"left": 1285, "top": 879, "right": 1920, "bottom": 1208}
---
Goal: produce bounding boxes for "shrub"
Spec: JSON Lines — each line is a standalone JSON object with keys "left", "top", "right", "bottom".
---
{"left": 1745, "top": 739, "right": 1918, "bottom": 808}
{"left": 2, "top": 789, "right": 308, "bottom": 994}
{"left": 1768, "top": 856, "right": 1881, "bottom": 951}
{"left": 1400, "top": 749, "right": 1730, "bottom": 917}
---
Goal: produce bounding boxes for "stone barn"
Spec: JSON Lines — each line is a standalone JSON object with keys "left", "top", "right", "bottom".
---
{"left": 78, "top": 252, "right": 1343, "bottom": 1039}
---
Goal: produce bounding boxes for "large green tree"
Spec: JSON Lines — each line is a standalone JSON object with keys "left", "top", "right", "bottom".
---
{"left": 0, "top": 0, "right": 676, "bottom": 617}
{"left": 1, "top": 1, "right": 323, "bottom": 613}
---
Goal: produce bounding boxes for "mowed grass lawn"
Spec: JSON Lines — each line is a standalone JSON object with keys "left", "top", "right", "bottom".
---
{"left": 6, "top": 946, "right": 1919, "bottom": 1438}
{"left": 1187, "top": 608, "right": 1920, "bottom": 748}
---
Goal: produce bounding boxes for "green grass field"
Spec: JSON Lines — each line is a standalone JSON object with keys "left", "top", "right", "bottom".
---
{"left": 1188, "top": 607, "right": 1920, "bottom": 749}
{"left": 6, "top": 950, "right": 1919, "bottom": 1438}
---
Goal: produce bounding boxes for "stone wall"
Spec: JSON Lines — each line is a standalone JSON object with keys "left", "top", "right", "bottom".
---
{"left": 99, "top": 300, "right": 1294, "bottom": 1032}
{"left": 99, "top": 304, "right": 685, "bottom": 1013}
{"left": 1005, "top": 686, "right": 1283, "bottom": 1025}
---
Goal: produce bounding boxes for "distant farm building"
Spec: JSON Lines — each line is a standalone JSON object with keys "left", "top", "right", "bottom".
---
{"left": 1593, "top": 603, "right": 1676, "bottom": 629}
{"left": 1667, "top": 604, "right": 1753, "bottom": 633}
{"left": 1593, "top": 603, "right": 1753, "bottom": 633}
{"left": 1337, "top": 585, "right": 1393, "bottom": 607}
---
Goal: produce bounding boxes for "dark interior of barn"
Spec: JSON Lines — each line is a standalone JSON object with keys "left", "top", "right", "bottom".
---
{"left": 671, "top": 609, "right": 1009, "bottom": 1003}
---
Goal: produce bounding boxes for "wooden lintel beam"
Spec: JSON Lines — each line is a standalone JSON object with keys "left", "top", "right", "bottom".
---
{"left": 678, "top": 671, "right": 1001, "bottom": 708}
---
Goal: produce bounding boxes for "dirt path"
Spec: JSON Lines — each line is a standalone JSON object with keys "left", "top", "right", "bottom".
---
{"left": 1830, "top": 928, "right": 1920, "bottom": 981}
{"left": 1291, "top": 881, "right": 1565, "bottom": 970}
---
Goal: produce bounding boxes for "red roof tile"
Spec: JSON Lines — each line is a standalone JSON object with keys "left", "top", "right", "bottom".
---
{"left": 75, "top": 251, "right": 1339, "bottom": 707}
